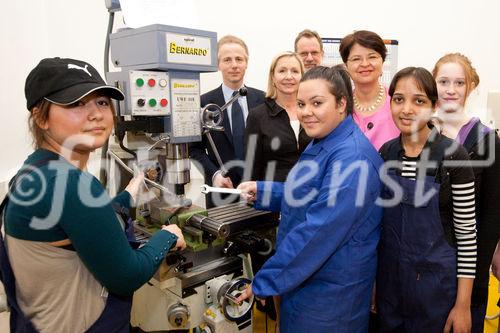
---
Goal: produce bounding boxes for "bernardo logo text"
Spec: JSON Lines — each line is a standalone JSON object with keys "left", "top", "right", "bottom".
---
{"left": 169, "top": 42, "right": 208, "bottom": 56}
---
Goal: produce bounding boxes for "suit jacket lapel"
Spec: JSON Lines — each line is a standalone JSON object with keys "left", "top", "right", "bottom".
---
{"left": 245, "top": 87, "right": 254, "bottom": 109}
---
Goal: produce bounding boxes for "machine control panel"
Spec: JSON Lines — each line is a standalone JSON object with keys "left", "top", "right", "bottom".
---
{"left": 129, "top": 70, "right": 171, "bottom": 116}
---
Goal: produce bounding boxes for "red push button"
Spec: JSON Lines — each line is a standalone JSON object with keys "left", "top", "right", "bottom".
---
{"left": 160, "top": 99, "right": 168, "bottom": 107}
{"left": 148, "top": 78, "right": 156, "bottom": 87}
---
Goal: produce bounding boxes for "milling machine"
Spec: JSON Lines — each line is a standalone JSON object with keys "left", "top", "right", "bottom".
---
{"left": 102, "top": 2, "right": 278, "bottom": 332}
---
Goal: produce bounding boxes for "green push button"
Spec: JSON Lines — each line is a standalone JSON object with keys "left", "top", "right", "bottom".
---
{"left": 148, "top": 99, "right": 157, "bottom": 107}
{"left": 136, "top": 78, "right": 144, "bottom": 87}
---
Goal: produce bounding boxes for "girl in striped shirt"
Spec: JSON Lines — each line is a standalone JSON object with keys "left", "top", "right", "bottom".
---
{"left": 376, "top": 67, "right": 476, "bottom": 333}
{"left": 433, "top": 53, "right": 500, "bottom": 333}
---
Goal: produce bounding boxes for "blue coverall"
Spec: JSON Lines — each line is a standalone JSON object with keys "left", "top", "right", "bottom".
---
{"left": 252, "top": 116, "right": 383, "bottom": 332}
{"left": 377, "top": 134, "right": 470, "bottom": 332}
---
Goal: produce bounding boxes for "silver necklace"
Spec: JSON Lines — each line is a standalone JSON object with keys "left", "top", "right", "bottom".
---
{"left": 354, "top": 85, "right": 385, "bottom": 113}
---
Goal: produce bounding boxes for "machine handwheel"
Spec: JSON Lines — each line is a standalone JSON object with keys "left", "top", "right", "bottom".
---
{"left": 200, "top": 103, "right": 223, "bottom": 129}
{"left": 218, "top": 278, "right": 254, "bottom": 322}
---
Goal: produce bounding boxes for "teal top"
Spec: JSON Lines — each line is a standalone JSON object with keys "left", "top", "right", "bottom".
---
{"left": 5, "top": 149, "right": 177, "bottom": 295}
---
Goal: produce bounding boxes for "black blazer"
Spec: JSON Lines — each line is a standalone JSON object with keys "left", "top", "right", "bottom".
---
{"left": 462, "top": 122, "right": 500, "bottom": 305}
{"left": 190, "top": 85, "right": 265, "bottom": 207}
{"left": 245, "top": 98, "right": 311, "bottom": 182}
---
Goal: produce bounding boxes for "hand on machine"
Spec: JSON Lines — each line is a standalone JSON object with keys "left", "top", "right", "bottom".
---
{"left": 126, "top": 164, "right": 187, "bottom": 251}
{"left": 234, "top": 281, "right": 266, "bottom": 308}
{"left": 161, "top": 224, "right": 186, "bottom": 251}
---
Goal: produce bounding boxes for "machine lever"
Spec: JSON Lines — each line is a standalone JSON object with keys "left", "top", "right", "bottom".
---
{"left": 218, "top": 87, "right": 247, "bottom": 114}
{"left": 205, "top": 131, "right": 228, "bottom": 177}
{"left": 147, "top": 137, "right": 168, "bottom": 151}
{"left": 201, "top": 87, "right": 248, "bottom": 177}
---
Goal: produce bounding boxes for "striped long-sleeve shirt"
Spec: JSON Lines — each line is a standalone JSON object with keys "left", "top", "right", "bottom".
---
{"left": 401, "top": 156, "right": 477, "bottom": 278}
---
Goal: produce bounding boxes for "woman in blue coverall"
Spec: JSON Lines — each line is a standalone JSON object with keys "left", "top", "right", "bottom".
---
{"left": 236, "top": 65, "right": 384, "bottom": 332}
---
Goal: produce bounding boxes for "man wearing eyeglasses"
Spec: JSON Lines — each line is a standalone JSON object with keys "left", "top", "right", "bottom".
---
{"left": 294, "top": 29, "right": 324, "bottom": 70}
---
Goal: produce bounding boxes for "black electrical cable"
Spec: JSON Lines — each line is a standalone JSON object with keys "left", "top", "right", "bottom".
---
{"left": 103, "top": 11, "right": 114, "bottom": 74}
{"left": 118, "top": 135, "right": 137, "bottom": 159}
{"left": 99, "top": 10, "right": 115, "bottom": 185}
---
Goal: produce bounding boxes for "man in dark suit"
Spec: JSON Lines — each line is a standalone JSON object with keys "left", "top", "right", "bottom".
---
{"left": 190, "top": 35, "right": 265, "bottom": 208}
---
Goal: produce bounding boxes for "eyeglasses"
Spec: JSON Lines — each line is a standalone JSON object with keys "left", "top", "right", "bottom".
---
{"left": 347, "top": 54, "right": 382, "bottom": 66}
{"left": 299, "top": 51, "right": 321, "bottom": 58}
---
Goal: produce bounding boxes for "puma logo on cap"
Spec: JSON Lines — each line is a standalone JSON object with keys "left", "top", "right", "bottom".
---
{"left": 67, "top": 63, "right": 92, "bottom": 77}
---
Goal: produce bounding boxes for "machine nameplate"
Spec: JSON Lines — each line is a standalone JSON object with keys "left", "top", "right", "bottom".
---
{"left": 166, "top": 33, "right": 212, "bottom": 66}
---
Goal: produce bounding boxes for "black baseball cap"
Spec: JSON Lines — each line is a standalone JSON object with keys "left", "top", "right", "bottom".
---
{"left": 25, "top": 57, "right": 124, "bottom": 110}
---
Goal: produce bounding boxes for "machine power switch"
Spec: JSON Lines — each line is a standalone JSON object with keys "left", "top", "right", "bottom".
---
{"left": 135, "top": 78, "right": 144, "bottom": 87}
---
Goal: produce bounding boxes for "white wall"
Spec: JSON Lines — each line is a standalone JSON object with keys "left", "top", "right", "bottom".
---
{"left": 2, "top": 0, "right": 500, "bottom": 181}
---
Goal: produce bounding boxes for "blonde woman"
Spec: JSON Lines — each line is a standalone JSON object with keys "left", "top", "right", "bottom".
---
{"left": 245, "top": 51, "right": 311, "bottom": 182}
